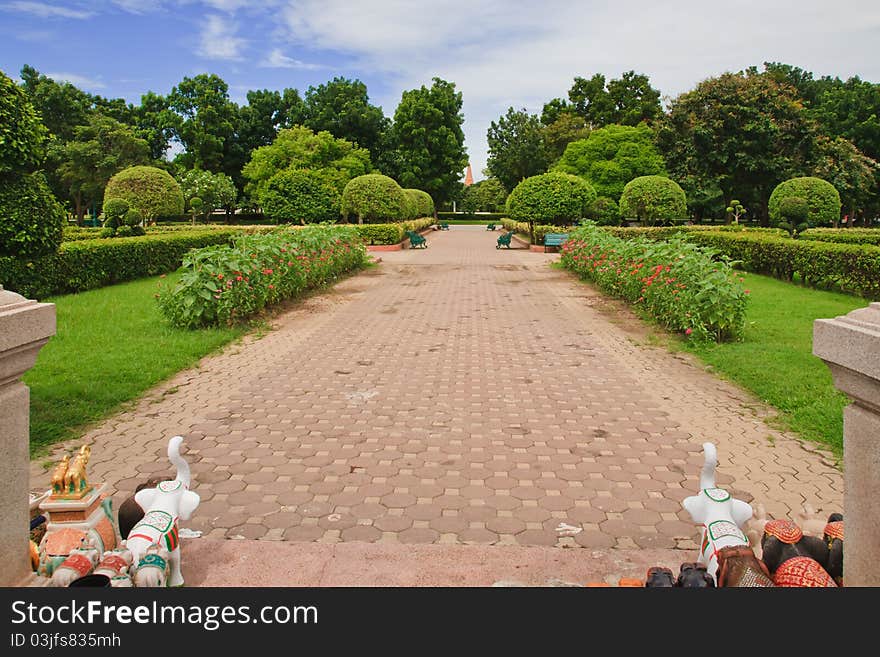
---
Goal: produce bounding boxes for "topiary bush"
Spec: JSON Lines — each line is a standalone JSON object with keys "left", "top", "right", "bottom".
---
{"left": 768, "top": 177, "right": 841, "bottom": 228}
{"left": 102, "top": 198, "right": 130, "bottom": 229}
{"left": 587, "top": 196, "right": 620, "bottom": 226}
{"left": 115, "top": 225, "right": 134, "bottom": 237}
{"left": 341, "top": 174, "right": 408, "bottom": 224}
{"left": 618, "top": 175, "right": 687, "bottom": 225}
{"left": 124, "top": 208, "right": 143, "bottom": 227}
{"left": 262, "top": 169, "right": 341, "bottom": 224}
{"left": 0, "top": 172, "right": 64, "bottom": 257}
{"left": 506, "top": 172, "right": 596, "bottom": 227}
{"left": 104, "top": 165, "right": 184, "bottom": 223}
{"left": 403, "top": 189, "right": 435, "bottom": 218}
{"left": 778, "top": 197, "right": 809, "bottom": 223}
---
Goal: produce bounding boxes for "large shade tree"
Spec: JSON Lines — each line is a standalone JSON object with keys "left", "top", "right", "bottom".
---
{"left": 568, "top": 71, "right": 662, "bottom": 128}
{"left": 303, "top": 77, "right": 388, "bottom": 159}
{"left": 656, "top": 71, "right": 816, "bottom": 223}
{"left": 391, "top": 77, "right": 468, "bottom": 209}
{"left": 486, "top": 107, "right": 549, "bottom": 192}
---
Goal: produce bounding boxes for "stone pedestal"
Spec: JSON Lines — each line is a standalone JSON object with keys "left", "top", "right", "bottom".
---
{"left": 0, "top": 286, "right": 56, "bottom": 586}
{"left": 814, "top": 302, "right": 880, "bottom": 586}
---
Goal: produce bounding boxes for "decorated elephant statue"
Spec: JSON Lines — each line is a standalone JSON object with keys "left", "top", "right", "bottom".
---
{"left": 49, "top": 539, "right": 100, "bottom": 587}
{"left": 823, "top": 514, "right": 843, "bottom": 585}
{"left": 760, "top": 519, "right": 829, "bottom": 574}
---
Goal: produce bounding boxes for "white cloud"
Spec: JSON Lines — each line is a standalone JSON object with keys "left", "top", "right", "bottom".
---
{"left": 198, "top": 14, "right": 247, "bottom": 60}
{"left": 276, "top": 0, "right": 880, "bottom": 179}
{"left": 44, "top": 72, "right": 106, "bottom": 89}
{"left": 2, "top": 1, "right": 93, "bottom": 19}
{"left": 260, "top": 48, "right": 322, "bottom": 70}
{"left": 111, "top": 0, "right": 160, "bottom": 13}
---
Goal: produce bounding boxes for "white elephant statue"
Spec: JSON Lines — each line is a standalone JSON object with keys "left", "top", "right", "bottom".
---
{"left": 124, "top": 435, "right": 200, "bottom": 587}
{"left": 682, "top": 443, "right": 754, "bottom": 583}
{"left": 49, "top": 539, "right": 100, "bottom": 587}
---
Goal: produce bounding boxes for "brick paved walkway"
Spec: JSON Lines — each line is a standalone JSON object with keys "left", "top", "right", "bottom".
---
{"left": 30, "top": 227, "right": 843, "bottom": 551}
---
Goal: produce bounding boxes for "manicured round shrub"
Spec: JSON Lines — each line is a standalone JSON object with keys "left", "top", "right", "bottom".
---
{"left": 102, "top": 198, "right": 130, "bottom": 229}
{"left": 0, "top": 172, "right": 64, "bottom": 257}
{"left": 124, "top": 208, "right": 143, "bottom": 227}
{"left": 341, "top": 174, "right": 407, "bottom": 224}
{"left": 506, "top": 172, "right": 596, "bottom": 226}
{"left": 778, "top": 197, "right": 809, "bottom": 223}
{"left": 104, "top": 165, "right": 184, "bottom": 222}
{"left": 115, "top": 225, "right": 134, "bottom": 237}
{"left": 403, "top": 189, "right": 435, "bottom": 219}
{"left": 262, "top": 169, "right": 342, "bottom": 224}
{"left": 100, "top": 227, "right": 116, "bottom": 238}
{"left": 768, "top": 177, "right": 840, "bottom": 227}
{"left": 587, "top": 196, "right": 620, "bottom": 226}
{"left": 618, "top": 175, "right": 687, "bottom": 225}
{"left": 0, "top": 70, "right": 48, "bottom": 175}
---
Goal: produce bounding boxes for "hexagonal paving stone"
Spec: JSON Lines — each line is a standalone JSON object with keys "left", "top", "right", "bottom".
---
{"left": 373, "top": 515, "right": 414, "bottom": 533}
{"left": 340, "top": 526, "right": 382, "bottom": 542}
{"left": 397, "top": 528, "right": 440, "bottom": 544}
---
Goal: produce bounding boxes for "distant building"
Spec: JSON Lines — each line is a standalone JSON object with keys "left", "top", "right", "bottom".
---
{"left": 464, "top": 164, "right": 474, "bottom": 187}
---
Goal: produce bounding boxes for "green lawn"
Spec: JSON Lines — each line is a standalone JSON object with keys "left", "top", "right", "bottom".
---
{"left": 23, "top": 272, "right": 247, "bottom": 456}
{"left": 683, "top": 273, "right": 866, "bottom": 457}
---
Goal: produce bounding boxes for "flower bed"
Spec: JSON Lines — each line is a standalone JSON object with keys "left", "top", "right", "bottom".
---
{"left": 560, "top": 224, "right": 748, "bottom": 341}
{"left": 157, "top": 225, "right": 367, "bottom": 328}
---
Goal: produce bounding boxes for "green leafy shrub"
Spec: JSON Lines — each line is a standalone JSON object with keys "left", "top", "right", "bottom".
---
{"left": 0, "top": 229, "right": 272, "bottom": 299}
{"left": 102, "top": 198, "right": 130, "bottom": 229}
{"left": 124, "top": 208, "right": 143, "bottom": 227}
{"left": 188, "top": 196, "right": 204, "bottom": 219}
{"left": 587, "top": 197, "right": 620, "bottom": 226}
{"left": 799, "top": 228, "right": 880, "bottom": 246}
{"left": 618, "top": 176, "right": 687, "bottom": 225}
{"left": 601, "top": 225, "right": 789, "bottom": 241}
{"left": 768, "top": 177, "right": 841, "bottom": 227}
{"left": 157, "top": 225, "right": 367, "bottom": 328}
{"left": 356, "top": 224, "right": 404, "bottom": 245}
{"left": 0, "top": 70, "right": 48, "bottom": 175}
{"left": 100, "top": 227, "right": 115, "bottom": 239}
{"left": 778, "top": 197, "right": 809, "bottom": 223}
{"left": 561, "top": 224, "right": 748, "bottom": 341}
{"left": 0, "top": 172, "right": 64, "bottom": 257}
{"left": 403, "top": 189, "right": 435, "bottom": 218}
{"left": 506, "top": 172, "right": 596, "bottom": 226}
{"left": 683, "top": 230, "right": 880, "bottom": 298}
{"left": 116, "top": 225, "right": 134, "bottom": 237}
{"left": 104, "top": 165, "right": 184, "bottom": 222}
{"left": 262, "top": 169, "right": 341, "bottom": 224}
{"left": 341, "top": 174, "right": 407, "bottom": 223}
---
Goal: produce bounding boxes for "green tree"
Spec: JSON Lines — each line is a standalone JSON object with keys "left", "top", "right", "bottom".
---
{"left": 303, "top": 77, "right": 388, "bottom": 158}
{"left": 656, "top": 71, "right": 815, "bottom": 223}
{"left": 568, "top": 71, "right": 661, "bottom": 127}
{"left": 554, "top": 124, "right": 665, "bottom": 200}
{"left": 166, "top": 74, "right": 238, "bottom": 173}
{"left": 811, "top": 76, "right": 880, "bottom": 162}
{"left": 486, "top": 107, "right": 549, "bottom": 192}
{"left": 19, "top": 65, "right": 92, "bottom": 143}
{"left": 134, "top": 91, "right": 176, "bottom": 161}
{"left": 1, "top": 69, "right": 48, "bottom": 175}
{"left": 241, "top": 125, "right": 371, "bottom": 206}
{"left": 810, "top": 136, "right": 879, "bottom": 222}
{"left": 238, "top": 88, "right": 304, "bottom": 154}
{"left": 462, "top": 178, "right": 508, "bottom": 213}
{"left": 541, "top": 112, "right": 591, "bottom": 162}
{"left": 177, "top": 169, "right": 238, "bottom": 219}
{"left": 49, "top": 114, "right": 150, "bottom": 224}
{"left": 390, "top": 77, "right": 468, "bottom": 209}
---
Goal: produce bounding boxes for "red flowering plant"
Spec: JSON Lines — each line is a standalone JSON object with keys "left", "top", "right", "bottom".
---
{"left": 560, "top": 223, "right": 748, "bottom": 341}
{"left": 158, "top": 225, "right": 366, "bottom": 328}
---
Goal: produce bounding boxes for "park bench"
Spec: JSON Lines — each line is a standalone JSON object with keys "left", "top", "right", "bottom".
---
{"left": 496, "top": 231, "right": 514, "bottom": 249}
{"left": 406, "top": 230, "right": 427, "bottom": 249}
{"left": 543, "top": 232, "right": 569, "bottom": 251}
{"left": 486, "top": 223, "right": 496, "bottom": 231}
{"left": 439, "top": 222, "right": 450, "bottom": 230}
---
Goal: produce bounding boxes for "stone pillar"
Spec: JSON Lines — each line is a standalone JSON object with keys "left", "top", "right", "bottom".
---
{"left": 814, "top": 302, "right": 880, "bottom": 587}
{"left": 0, "top": 286, "right": 56, "bottom": 586}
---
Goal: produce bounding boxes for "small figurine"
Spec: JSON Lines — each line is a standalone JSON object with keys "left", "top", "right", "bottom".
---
{"left": 118, "top": 476, "right": 172, "bottom": 540}
{"left": 682, "top": 443, "right": 753, "bottom": 583}
{"left": 124, "top": 436, "right": 199, "bottom": 587}
{"left": 63, "top": 445, "right": 91, "bottom": 497}
{"left": 675, "top": 562, "right": 715, "bottom": 587}
{"left": 50, "top": 455, "right": 70, "bottom": 496}
{"left": 716, "top": 546, "right": 774, "bottom": 587}
{"left": 773, "top": 556, "right": 837, "bottom": 587}
{"left": 94, "top": 548, "right": 133, "bottom": 579}
{"left": 645, "top": 566, "right": 676, "bottom": 587}
{"left": 823, "top": 514, "right": 844, "bottom": 585}
{"left": 760, "top": 519, "right": 829, "bottom": 574}
{"left": 49, "top": 539, "right": 100, "bottom": 587}
{"left": 110, "top": 573, "right": 134, "bottom": 587}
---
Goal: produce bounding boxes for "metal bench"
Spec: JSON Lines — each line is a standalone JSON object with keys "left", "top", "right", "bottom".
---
{"left": 406, "top": 230, "right": 427, "bottom": 249}
{"left": 543, "top": 232, "right": 569, "bottom": 251}
{"left": 486, "top": 223, "right": 496, "bottom": 231}
{"left": 496, "top": 231, "right": 514, "bottom": 249}
{"left": 439, "top": 223, "right": 450, "bottom": 230}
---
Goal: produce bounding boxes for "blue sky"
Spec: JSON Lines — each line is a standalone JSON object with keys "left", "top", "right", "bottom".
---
{"left": 2, "top": 1, "right": 879, "bottom": 179}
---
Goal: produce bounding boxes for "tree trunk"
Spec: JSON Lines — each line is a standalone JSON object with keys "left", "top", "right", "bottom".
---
{"left": 74, "top": 194, "right": 85, "bottom": 227}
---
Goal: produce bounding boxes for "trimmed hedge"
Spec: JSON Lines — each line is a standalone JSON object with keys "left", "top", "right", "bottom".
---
{"left": 104, "top": 165, "right": 184, "bottom": 222}
{"left": 354, "top": 217, "right": 435, "bottom": 245}
{"left": 603, "top": 225, "right": 788, "bottom": 241}
{"left": 0, "top": 229, "right": 265, "bottom": 299}
{"left": 798, "top": 228, "right": 880, "bottom": 246}
{"left": 0, "top": 172, "right": 65, "bottom": 257}
{"left": 618, "top": 175, "right": 687, "bottom": 224}
{"left": 341, "top": 174, "right": 408, "bottom": 223}
{"left": 499, "top": 218, "right": 574, "bottom": 244}
{"left": 683, "top": 231, "right": 880, "bottom": 299}
{"left": 506, "top": 172, "right": 596, "bottom": 226}
{"left": 768, "top": 177, "right": 841, "bottom": 227}
{"left": 437, "top": 212, "right": 507, "bottom": 221}
{"left": 403, "top": 189, "right": 435, "bottom": 219}
{"left": 262, "top": 168, "right": 341, "bottom": 223}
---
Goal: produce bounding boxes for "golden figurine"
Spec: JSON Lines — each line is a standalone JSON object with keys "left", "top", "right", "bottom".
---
{"left": 50, "top": 455, "right": 70, "bottom": 495}
{"left": 63, "top": 445, "right": 90, "bottom": 496}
